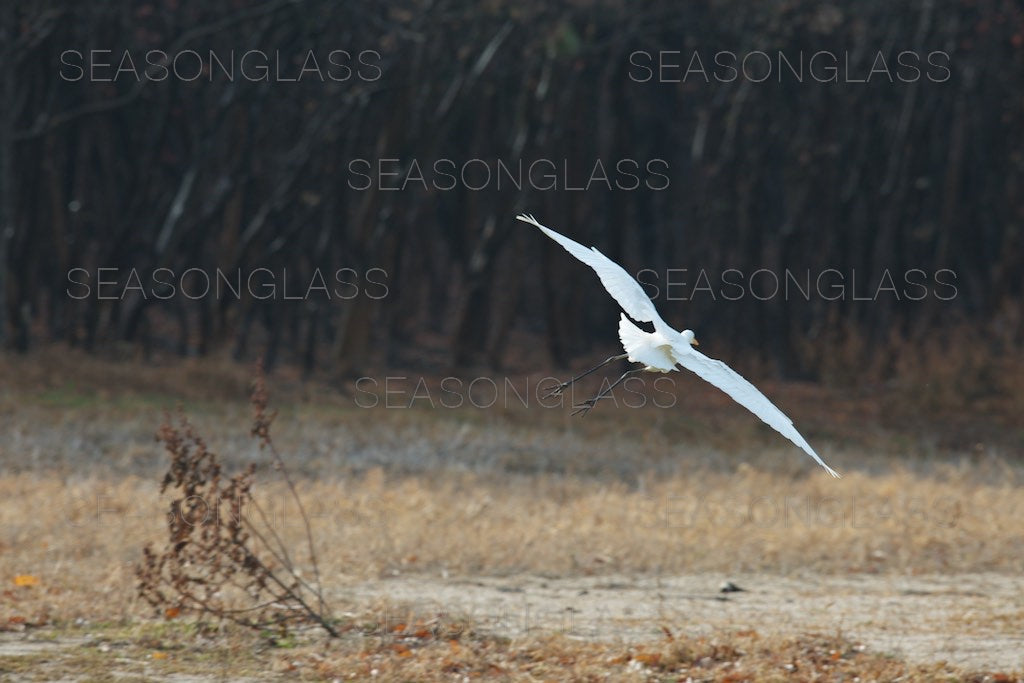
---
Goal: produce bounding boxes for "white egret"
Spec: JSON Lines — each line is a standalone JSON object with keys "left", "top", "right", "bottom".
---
{"left": 518, "top": 213, "right": 840, "bottom": 478}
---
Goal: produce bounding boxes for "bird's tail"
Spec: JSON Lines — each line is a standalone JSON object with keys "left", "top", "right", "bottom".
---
{"left": 617, "top": 313, "right": 648, "bottom": 363}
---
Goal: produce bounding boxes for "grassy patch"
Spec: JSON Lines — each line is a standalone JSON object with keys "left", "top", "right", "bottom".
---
{"left": 3, "top": 351, "right": 1023, "bottom": 678}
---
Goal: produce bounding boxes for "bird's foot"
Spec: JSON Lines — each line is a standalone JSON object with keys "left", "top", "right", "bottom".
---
{"left": 541, "top": 379, "right": 574, "bottom": 400}
{"left": 571, "top": 398, "right": 598, "bottom": 416}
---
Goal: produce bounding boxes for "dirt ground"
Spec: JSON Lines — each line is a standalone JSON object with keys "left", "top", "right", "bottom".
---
{"left": 2, "top": 572, "right": 1022, "bottom": 679}
{"left": 339, "top": 572, "right": 1024, "bottom": 671}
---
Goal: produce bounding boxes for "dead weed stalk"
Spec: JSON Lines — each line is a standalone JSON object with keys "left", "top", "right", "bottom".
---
{"left": 136, "top": 361, "right": 337, "bottom": 637}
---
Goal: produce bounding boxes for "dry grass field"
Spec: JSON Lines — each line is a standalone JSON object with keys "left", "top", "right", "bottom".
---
{"left": 1, "top": 348, "right": 1023, "bottom": 681}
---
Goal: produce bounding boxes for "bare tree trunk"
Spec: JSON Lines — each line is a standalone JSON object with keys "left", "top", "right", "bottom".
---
{"left": 0, "top": 3, "right": 15, "bottom": 349}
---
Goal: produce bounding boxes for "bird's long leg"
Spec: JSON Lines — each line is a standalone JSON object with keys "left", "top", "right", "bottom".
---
{"left": 572, "top": 367, "right": 644, "bottom": 416}
{"left": 541, "top": 353, "right": 628, "bottom": 400}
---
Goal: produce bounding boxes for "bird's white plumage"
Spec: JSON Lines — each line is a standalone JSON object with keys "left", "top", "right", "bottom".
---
{"left": 670, "top": 339, "right": 840, "bottom": 478}
{"left": 519, "top": 213, "right": 840, "bottom": 478}
{"left": 517, "top": 214, "right": 669, "bottom": 335}
{"left": 617, "top": 313, "right": 675, "bottom": 371}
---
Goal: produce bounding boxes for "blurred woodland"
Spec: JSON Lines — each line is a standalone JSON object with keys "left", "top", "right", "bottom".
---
{"left": 1, "top": 0, "right": 1023, "bottom": 380}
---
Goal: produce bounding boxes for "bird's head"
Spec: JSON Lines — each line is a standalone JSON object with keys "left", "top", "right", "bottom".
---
{"left": 680, "top": 329, "right": 699, "bottom": 347}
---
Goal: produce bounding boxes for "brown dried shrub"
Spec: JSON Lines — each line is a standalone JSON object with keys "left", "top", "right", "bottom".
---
{"left": 136, "top": 362, "right": 337, "bottom": 636}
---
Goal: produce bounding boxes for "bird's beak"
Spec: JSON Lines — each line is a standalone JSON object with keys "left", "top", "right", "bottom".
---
{"left": 691, "top": 338, "right": 699, "bottom": 347}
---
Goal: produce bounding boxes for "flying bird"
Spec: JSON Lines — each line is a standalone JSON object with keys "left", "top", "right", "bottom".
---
{"left": 518, "top": 213, "right": 840, "bottom": 478}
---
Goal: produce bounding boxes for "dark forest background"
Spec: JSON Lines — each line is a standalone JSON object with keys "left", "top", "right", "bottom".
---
{"left": 1, "top": 0, "right": 1022, "bottom": 382}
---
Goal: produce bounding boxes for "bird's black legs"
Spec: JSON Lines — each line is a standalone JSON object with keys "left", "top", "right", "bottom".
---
{"left": 541, "top": 353, "right": 628, "bottom": 400}
{"left": 572, "top": 367, "right": 645, "bottom": 416}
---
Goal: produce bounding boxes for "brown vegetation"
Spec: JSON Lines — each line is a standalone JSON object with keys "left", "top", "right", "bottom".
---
{"left": 1, "top": 350, "right": 1021, "bottom": 678}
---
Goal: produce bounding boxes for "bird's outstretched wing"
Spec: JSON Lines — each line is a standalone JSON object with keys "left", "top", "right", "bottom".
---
{"left": 517, "top": 214, "right": 667, "bottom": 331}
{"left": 672, "top": 343, "right": 841, "bottom": 478}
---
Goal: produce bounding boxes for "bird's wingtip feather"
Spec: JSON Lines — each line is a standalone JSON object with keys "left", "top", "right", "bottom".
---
{"left": 822, "top": 464, "right": 842, "bottom": 478}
